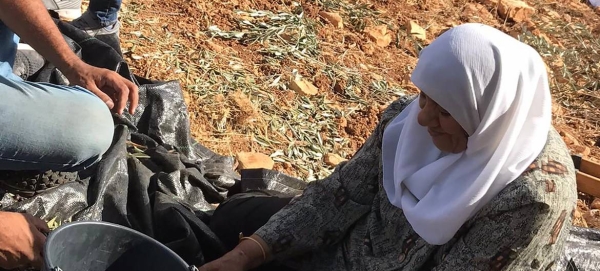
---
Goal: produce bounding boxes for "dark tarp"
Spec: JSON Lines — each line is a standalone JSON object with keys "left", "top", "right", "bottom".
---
{"left": 0, "top": 19, "right": 597, "bottom": 271}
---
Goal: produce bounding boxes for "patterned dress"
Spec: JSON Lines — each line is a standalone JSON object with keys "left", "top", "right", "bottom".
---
{"left": 254, "top": 96, "right": 577, "bottom": 271}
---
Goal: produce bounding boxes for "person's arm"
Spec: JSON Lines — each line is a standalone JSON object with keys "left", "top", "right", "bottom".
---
{"left": 432, "top": 129, "right": 577, "bottom": 271}
{"left": 200, "top": 97, "right": 416, "bottom": 271}
{"left": 0, "top": 212, "right": 49, "bottom": 270}
{"left": 0, "top": 0, "right": 81, "bottom": 76}
{"left": 0, "top": 0, "right": 138, "bottom": 115}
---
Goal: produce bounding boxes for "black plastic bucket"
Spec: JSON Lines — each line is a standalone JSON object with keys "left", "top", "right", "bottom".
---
{"left": 43, "top": 221, "right": 194, "bottom": 271}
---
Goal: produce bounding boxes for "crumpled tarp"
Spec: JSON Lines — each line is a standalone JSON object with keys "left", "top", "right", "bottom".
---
{"left": 556, "top": 227, "right": 600, "bottom": 271}
{"left": 0, "top": 19, "right": 597, "bottom": 271}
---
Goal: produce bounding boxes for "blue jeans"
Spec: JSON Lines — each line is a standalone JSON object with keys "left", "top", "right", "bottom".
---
{"left": 0, "top": 22, "right": 114, "bottom": 171}
{"left": 89, "top": 0, "right": 122, "bottom": 26}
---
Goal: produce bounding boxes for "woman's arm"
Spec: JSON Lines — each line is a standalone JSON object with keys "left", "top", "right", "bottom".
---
{"left": 251, "top": 97, "right": 414, "bottom": 261}
{"left": 199, "top": 235, "right": 269, "bottom": 271}
{"left": 432, "top": 129, "right": 577, "bottom": 271}
{"left": 200, "top": 97, "right": 414, "bottom": 271}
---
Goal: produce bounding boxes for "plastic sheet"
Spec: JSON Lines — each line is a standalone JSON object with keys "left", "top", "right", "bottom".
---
{"left": 0, "top": 19, "right": 598, "bottom": 271}
{"left": 555, "top": 226, "right": 600, "bottom": 271}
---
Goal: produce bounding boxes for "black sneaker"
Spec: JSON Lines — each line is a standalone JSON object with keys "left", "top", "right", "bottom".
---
{"left": 70, "top": 11, "right": 122, "bottom": 55}
{"left": 12, "top": 44, "right": 46, "bottom": 80}
{"left": 70, "top": 11, "right": 120, "bottom": 37}
{"left": 0, "top": 170, "right": 79, "bottom": 197}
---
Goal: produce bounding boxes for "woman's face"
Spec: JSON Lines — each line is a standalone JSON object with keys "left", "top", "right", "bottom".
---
{"left": 417, "top": 92, "right": 468, "bottom": 153}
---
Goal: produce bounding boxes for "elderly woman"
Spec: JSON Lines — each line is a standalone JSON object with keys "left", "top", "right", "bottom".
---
{"left": 201, "top": 23, "right": 577, "bottom": 271}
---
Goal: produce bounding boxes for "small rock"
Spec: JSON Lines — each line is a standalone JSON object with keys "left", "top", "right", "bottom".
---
{"left": 239, "top": 15, "right": 254, "bottom": 22}
{"left": 583, "top": 209, "right": 600, "bottom": 228}
{"left": 338, "top": 117, "right": 348, "bottom": 128}
{"left": 333, "top": 81, "right": 345, "bottom": 93}
{"left": 552, "top": 101, "right": 563, "bottom": 116}
{"left": 578, "top": 199, "right": 590, "bottom": 211}
{"left": 573, "top": 208, "right": 588, "bottom": 228}
{"left": 205, "top": 40, "right": 224, "bottom": 53}
{"left": 322, "top": 52, "right": 336, "bottom": 63}
{"left": 324, "top": 153, "right": 347, "bottom": 166}
{"left": 480, "top": 0, "right": 499, "bottom": 5}
{"left": 550, "top": 57, "right": 564, "bottom": 70}
{"left": 524, "top": 20, "right": 540, "bottom": 35}
{"left": 361, "top": 43, "right": 376, "bottom": 55}
{"left": 236, "top": 152, "right": 275, "bottom": 170}
{"left": 462, "top": 3, "right": 480, "bottom": 16}
{"left": 406, "top": 21, "right": 427, "bottom": 41}
{"left": 559, "top": 130, "right": 580, "bottom": 146}
{"left": 462, "top": 3, "right": 495, "bottom": 21}
{"left": 497, "top": 0, "right": 535, "bottom": 22}
{"left": 591, "top": 198, "right": 600, "bottom": 210}
{"left": 289, "top": 79, "right": 318, "bottom": 96}
{"left": 365, "top": 25, "right": 393, "bottom": 47}
{"left": 547, "top": 10, "right": 560, "bottom": 18}
{"left": 572, "top": 145, "right": 591, "bottom": 157}
{"left": 318, "top": 11, "right": 343, "bottom": 28}
{"left": 371, "top": 73, "right": 384, "bottom": 81}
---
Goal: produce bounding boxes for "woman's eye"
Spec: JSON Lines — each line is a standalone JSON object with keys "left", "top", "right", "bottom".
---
{"left": 440, "top": 111, "right": 451, "bottom": 116}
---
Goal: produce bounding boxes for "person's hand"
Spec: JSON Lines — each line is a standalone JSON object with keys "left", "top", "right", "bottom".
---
{"left": 198, "top": 249, "right": 249, "bottom": 271}
{"left": 0, "top": 212, "right": 49, "bottom": 270}
{"left": 63, "top": 61, "right": 139, "bottom": 115}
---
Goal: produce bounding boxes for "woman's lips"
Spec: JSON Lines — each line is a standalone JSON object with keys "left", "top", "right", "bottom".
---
{"left": 428, "top": 128, "right": 444, "bottom": 137}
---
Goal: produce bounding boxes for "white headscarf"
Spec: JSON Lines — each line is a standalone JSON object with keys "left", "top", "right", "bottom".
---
{"left": 381, "top": 23, "right": 552, "bottom": 245}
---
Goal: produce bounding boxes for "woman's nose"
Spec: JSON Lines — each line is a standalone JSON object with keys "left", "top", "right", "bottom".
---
{"left": 417, "top": 101, "right": 439, "bottom": 127}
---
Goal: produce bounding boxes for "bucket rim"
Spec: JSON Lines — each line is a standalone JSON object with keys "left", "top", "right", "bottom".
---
{"left": 44, "top": 220, "right": 190, "bottom": 270}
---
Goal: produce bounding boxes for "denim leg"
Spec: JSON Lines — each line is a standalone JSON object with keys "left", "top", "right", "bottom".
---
{"left": 0, "top": 21, "right": 113, "bottom": 172}
{"left": 0, "top": 22, "right": 114, "bottom": 171}
{"left": 87, "top": 0, "right": 122, "bottom": 26}
{"left": 0, "top": 77, "right": 115, "bottom": 171}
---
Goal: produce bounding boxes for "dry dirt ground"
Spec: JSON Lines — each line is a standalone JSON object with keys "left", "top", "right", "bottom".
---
{"left": 110, "top": 0, "right": 600, "bottom": 227}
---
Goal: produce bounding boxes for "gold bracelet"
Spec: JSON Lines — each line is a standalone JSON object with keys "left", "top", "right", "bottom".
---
{"left": 239, "top": 234, "right": 267, "bottom": 261}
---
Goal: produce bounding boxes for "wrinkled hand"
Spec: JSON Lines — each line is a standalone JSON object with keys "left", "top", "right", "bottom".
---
{"left": 198, "top": 250, "right": 249, "bottom": 271}
{"left": 64, "top": 61, "right": 139, "bottom": 115}
{"left": 0, "top": 212, "right": 49, "bottom": 270}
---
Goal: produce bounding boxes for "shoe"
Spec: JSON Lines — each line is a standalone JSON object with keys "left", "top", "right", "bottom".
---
{"left": 12, "top": 44, "right": 46, "bottom": 80}
{"left": 71, "top": 11, "right": 123, "bottom": 55}
{"left": 0, "top": 170, "right": 78, "bottom": 197}
{"left": 71, "top": 11, "right": 120, "bottom": 37}
{"left": 41, "top": 0, "right": 82, "bottom": 21}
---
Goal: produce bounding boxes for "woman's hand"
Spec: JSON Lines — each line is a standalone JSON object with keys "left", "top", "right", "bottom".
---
{"left": 63, "top": 61, "right": 139, "bottom": 115}
{"left": 199, "top": 235, "right": 270, "bottom": 271}
{"left": 199, "top": 249, "right": 249, "bottom": 271}
{"left": 0, "top": 212, "right": 49, "bottom": 270}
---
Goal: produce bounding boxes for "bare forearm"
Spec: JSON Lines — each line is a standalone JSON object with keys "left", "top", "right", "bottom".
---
{"left": 0, "top": 0, "right": 83, "bottom": 75}
{"left": 235, "top": 235, "right": 271, "bottom": 270}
